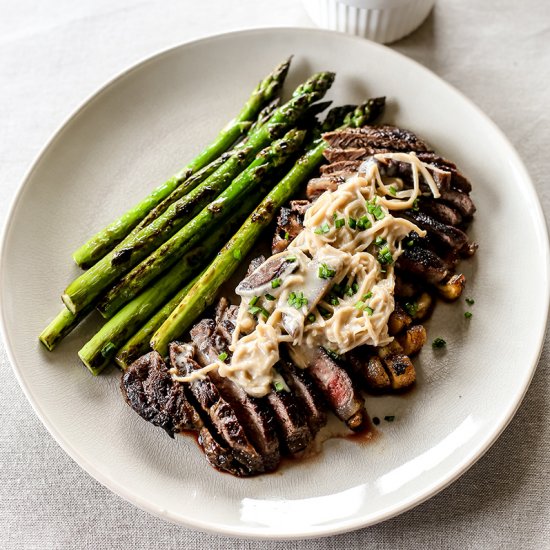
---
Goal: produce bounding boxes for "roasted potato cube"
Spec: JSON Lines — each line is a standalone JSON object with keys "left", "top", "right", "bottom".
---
{"left": 378, "top": 339, "right": 404, "bottom": 360}
{"left": 415, "top": 292, "right": 433, "bottom": 320}
{"left": 383, "top": 354, "right": 416, "bottom": 390}
{"left": 437, "top": 273, "right": 466, "bottom": 301}
{"left": 364, "top": 356, "right": 391, "bottom": 391}
{"left": 388, "top": 304, "right": 412, "bottom": 335}
{"left": 396, "top": 325, "right": 427, "bottom": 356}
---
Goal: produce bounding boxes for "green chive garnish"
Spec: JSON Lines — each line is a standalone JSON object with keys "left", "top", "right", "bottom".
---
{"left": 218, "top": 352, "right": 228, "bottom": 362}
{"left": 271, "top": 278, "right": 281, "bottom": 289}
{"left": 265, "top": 293, "right": 276, "bottom": 301}
{"left": 465, "top": 298, "right": 475, "bottom": 305}
{"left": 348, "top": 218, "right": 357, "bottom": 229}
{"left": 464, "top": 311, "right": 473, "bottom": 319}
{"left": 432, "top": 337, "right": 447, "bottom": 349}
{"left": 318, "top": 263, "right": 336, "bottom": 279}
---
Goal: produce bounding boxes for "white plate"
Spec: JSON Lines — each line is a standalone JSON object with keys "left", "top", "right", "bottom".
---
{"left": 1, "top": 28, "right": 548, "bottom": 539}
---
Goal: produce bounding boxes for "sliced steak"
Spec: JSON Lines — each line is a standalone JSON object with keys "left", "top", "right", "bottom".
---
{"left": 322, "top": 125, "right": 432, "bottom": 153}
{"left": 197, "top": 427, "right": 252, "bottom": 477}
{"left": 416, "top": 152, "right": 472, "bottom": 193}
{"left": 306, "top": 175, "right": 343, "bottom": 200}
{"left": 401, "top": 211, "right": 469, "bottom": 253}
{"left": 190, "top": 318, "right": 281, "bottom": 472}
{"left": 418, "top": 198, "right": 463, "bottom": 227}
{"left": 121, "top": 351, "right": 201, "bottom": 437}
{"left": 279, "top": 360, "right": 327, "bottom": 435}
{"left": 320, "top": 160, "right": 363, "bottom": 176}
{"left": 266, "top": 378, "right": 313, "bottom": 454}
{"left": 323, "top": 147, "right": 390, "bottom": 163}
{"left": 287, "top": 345, "right": 366, "bottom": 431}
{"left": 396, "top": 246, "right": 449, "bottom": 285}
{"left": 169, "top": 342, "right": 264, "bottom": 474}
{"left": 439, "top": 189, "right": 476, "bottom": 218}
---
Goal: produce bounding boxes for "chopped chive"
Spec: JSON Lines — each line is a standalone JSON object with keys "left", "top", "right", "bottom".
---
{"left": 404, "top": 301, "right": 418, "bottom": 317}
{"left": 348, "top": 217, "right": 357, "bottom": 229}
{"left": 363, "top": 292, "right": 372, "bottom": 300}
{"left": 389, "top": 185, "right": 397, "bottom": 196}
{"left": 286, "top": 255, "right": 297, "bottom": 262}
{"left": 432, "top": 337, "right": 447, "bottom": 349}
{"left": 365, "top": 306, "right": 374, "bottom": 316}
{"left": 271, "top": 278, "right": 281, "bottom": 289}
{"left": 384, "top": 415, "right": 395, "bottom": 422}
{"left": 248, "top": 305, "right": 262, "bottom": 316}
{"left": 377, "top": 245, "right": 393, "bottom": 265}
{"left": 273, "top": 380, "right": 285, "bottom": 392}
{"left": 307, "top": 313, "right": 316, "bottom": 323}
{"left": 355, "top": 300, "right": 365, "bottom": 309}
{"left": 351, "top": 282, "right": 359, "bottom": 293}
{"left": 288, "top": 291, "right": 308, "bottom": 309}
{"left": 374, "top": 236, "right": 386, "bottom": 247}
{"left": 345, "top": 285, "right": 354, "bottom": 297}
{"left": 318, "top": 263, "right": 336, "bottom": 279}
{"left": 406, "top": 239, "right": 415, "bottom": 247}
{"left": 314, "top": 222, "right": 330, "bottom": 235}
{"left": 357, "top": 215, "right": 371, "bottom": 230}
{"left": 218, "top": 352, "right": 228, "bottom": 362}
{"left": 265, "top": 293, "right": 276, "bottom": 301}
{"left": 335, "top": 218, "right": 345, "bottom": 229}
{"left": 284, "top": 231, "right": 290, "bottom": 240}
{"left": 329, "top": 294, "right": 340, "bottom": 306}
{"left": 465, "top": 298, "right": 475, "bottom": 306}
{"left": 412, "top": 198, "right": 419, "bottom": 211}
{"left": 249, "top": 296, "right": 259, "bottom": 307}
{"left": 464, "top": 311, "right": 473, "bottom": 319}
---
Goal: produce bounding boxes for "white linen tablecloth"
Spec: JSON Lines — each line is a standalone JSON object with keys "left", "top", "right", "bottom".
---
{"left": 1, "top": 1, "right": 549, "bottom": 547}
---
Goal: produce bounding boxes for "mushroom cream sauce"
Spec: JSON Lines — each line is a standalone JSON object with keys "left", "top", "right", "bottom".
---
{"left": 171, "top": 152, "right": 442, "bottom": 397}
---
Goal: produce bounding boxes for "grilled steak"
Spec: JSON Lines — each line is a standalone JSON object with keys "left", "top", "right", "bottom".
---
{"left": 278, "top": 360, "right": 327, "bottom": 435}
{"left": 287, "top": 345, "right": 366, "bottom": 431}
{"left": 190, "top": 317, "right": 281, "bottom": 471}
{"left": 169, "top": 341, "right": 265, "bottom": 474}
{"left": 206, "top": 299, "right": 313, "bottom": 455}
{"left": 322, "top": 125, "right": 432, "bottom": 152}
{"left": 121, "top": 351, "right": 201, "bottom": 437}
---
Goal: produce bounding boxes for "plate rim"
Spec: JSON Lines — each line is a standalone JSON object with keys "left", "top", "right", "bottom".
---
{"left": 1, "top": 26, "right": 549, "bottom": 540}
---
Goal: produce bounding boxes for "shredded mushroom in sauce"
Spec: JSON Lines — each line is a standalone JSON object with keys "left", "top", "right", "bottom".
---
{"left": 172, "top": 152, "right": 442, "bottom": 396}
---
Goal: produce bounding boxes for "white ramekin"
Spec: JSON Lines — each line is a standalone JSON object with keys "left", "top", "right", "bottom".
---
{"left": 302, "top": 0, "right": 435, "bottom": 44}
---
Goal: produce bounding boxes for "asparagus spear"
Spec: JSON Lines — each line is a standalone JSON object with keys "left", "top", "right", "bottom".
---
{"left": 77, "top": 182, "right": 272, "bottom": 374}
{"left": 115, "top": 275, "right": 201, "bottom": 370}
{"left": 62, "top": 72, "right": 334, "bottom": 316}
{"left": 39, "top": 304, "right": 95, "bottom": 352}
{"left": 150, "top": 100, "right": 385, "bottom": 355}
{"left": 126, "top": 99, "right": 282, "bottom": 240}
{"left": 96, "top": 128, "right": 308, "bottom": 318}
{"left": 72, "top": 59, "right": 291, "bottom": 268}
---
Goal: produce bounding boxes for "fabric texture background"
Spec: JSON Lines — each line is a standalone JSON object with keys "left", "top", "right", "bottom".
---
{"left": 1, "top": 1, "right": 549, "bottom": 548}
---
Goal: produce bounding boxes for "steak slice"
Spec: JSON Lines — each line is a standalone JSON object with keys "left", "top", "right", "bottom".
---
{"left": 278, "top": 360, "right": 327, "bottom": 435}
{"left": 197, "top": 427, "right": 253, "bottom": 477}
{"left": 287, "top": 345, "right": 366, "bottom": 431}
{"left": 418, "top": 198, "right": 463, "bottom": 227}
{"left": 322, "top": 125, "right": 432, "bottom": 153}
{"left": 190, "top": 318, "right": 281, "bottom": 471}
{"left": 169, "top": 342, "right": 264, "bottom": 474}
{"left": 121, "top": 351, "right": 201, "bottom": 437}
{"left": 416, "top": 152, "right": 472, "bottom": 193}
{"left": 265, "top": 379, "right": 313, "bottom": 454}
{"left": 306, "top": 175, "right": 343, "bottom": 200}
{"left": 396, "top": 246, "right": 449, "bottom": 285}
{"left": 401, "top": 210, "right": 470, "bottom": 253}
{"left": 320, "top": 160, "right": 363, "bottom": 176}
{"left": 439, "top": 189, "right": 476, "bottom": 218}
